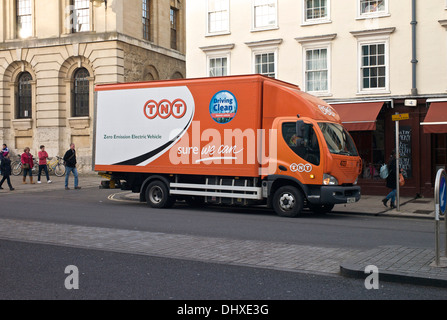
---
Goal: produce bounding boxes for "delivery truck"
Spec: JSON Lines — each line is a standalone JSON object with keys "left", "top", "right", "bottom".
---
{"left": 94, "top": 75, "right": 361, "bottom": 217}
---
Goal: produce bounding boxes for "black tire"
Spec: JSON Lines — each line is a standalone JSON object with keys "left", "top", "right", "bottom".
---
{"left": 11, "top": 162, "right": 22, "bottom": 176}
{"left": 54, "top": 164, "right": 66, "bottom": 177}
{"left": 145, "top": 180, "right": 175, "bottom": 208}
{"left": 272, "top": 186, "right": 303, "bottom": 217}
{"left": 309, "top": 203, "right": 334, "bottom": 214}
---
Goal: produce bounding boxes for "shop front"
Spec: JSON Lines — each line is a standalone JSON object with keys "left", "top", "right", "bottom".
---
{"left": 331, "top": 99, "right": 447, "bottom": 198}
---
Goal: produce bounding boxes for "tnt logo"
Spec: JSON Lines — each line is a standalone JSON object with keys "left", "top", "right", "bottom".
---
{"left": 144, "top": 99, "right": 187, "bottom": 119}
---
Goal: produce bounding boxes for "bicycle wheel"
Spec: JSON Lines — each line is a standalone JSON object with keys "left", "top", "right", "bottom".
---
{"left": 12, "top": 162, "right": 22, "bottom": 176}
{"left": 32, "top": 162, "right": 38, "bottom": 174}
{"left": 54, "top": 163, "right": 66, "bottom": 177}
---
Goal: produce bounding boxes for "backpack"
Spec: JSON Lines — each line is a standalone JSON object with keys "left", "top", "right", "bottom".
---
{"left": 380, "top": 164, "right": 389, "bottom": 179}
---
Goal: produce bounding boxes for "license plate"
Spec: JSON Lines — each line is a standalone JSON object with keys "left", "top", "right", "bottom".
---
{"left": 347, "top": 197, "right": 356, "bottom": 204}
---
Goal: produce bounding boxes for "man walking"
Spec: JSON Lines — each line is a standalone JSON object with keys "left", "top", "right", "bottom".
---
{"left": 63, "top": 143, "right": 81, "bottom": 190}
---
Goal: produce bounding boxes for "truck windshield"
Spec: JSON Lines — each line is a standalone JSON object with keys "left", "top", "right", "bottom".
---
{"left": 318, "top": 122, "right": 358, "bottom": 156}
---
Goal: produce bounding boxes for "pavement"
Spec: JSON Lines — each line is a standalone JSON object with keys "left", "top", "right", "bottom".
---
{"left": 1, "top": 172, "right": 447, "bottom": 289}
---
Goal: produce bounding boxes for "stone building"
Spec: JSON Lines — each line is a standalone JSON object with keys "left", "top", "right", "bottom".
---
{"left": 0, "top": 0, "right": 185, "bottom": 171}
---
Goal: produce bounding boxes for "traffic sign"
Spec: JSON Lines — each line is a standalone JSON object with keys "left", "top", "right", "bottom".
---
{"left": 392, "top": 113, "right": 409, "bottom": 121}
{"left": 440, "top": 173, "right": 446, "bottom": 216}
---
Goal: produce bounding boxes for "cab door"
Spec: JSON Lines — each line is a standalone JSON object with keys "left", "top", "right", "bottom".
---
{"left": 277, "top": 120, "right": 324, "bottom": 185}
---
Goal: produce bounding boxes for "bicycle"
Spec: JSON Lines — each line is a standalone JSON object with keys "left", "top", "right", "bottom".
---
{"left": 47, "top": 156, "right": 66, "bottom": 177}
{"left": 11, "top": 155, "right": 39, "bottom": 176}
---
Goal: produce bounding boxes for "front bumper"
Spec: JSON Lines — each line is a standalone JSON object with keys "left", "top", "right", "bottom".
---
{"left": 307, "top": 185, "right": 361, "bottom": 205}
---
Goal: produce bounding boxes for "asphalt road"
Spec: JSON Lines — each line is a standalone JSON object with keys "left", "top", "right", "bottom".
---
{"left": 0, "top": 187, "right": 436, "bottom": 250}
{"left": 2, "top": 240, "right": 447, "bottom": 301}
{"left": 0, "top": 186, "right": 444, "bottom": 300}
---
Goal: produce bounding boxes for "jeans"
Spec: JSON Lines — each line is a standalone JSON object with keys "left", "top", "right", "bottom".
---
{"left": 38, "top": 164, "right": 50, "bottom": 181}
{"left": 65, "top": 166, "right": 78, "bottom": 188}
{"left": 386, "top": 189, "right": 396, "bottom": 205}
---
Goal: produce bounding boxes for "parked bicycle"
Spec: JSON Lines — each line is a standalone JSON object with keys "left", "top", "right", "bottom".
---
{"left": 11, "top": 154, "right": 66, "bottom": 177}
{"left": 46, "top": 156, "right": 66, "bottom": 177}
{"left": 11, "top": 155, "right": 38, "bottom": 176}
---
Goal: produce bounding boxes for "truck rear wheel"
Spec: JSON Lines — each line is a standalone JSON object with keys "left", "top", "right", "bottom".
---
{"left": 145, "top": 180, "right": 175, "bottom": 208}
{"left": 272, "top": 186, "right": 303, "bottom": 217}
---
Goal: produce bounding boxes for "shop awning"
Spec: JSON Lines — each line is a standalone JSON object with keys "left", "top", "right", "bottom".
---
{"left": 421, "top": 102, "right": 447, "bottom": 134}
{"left": 331, "top": 102, "right": 384, "bottom": 131}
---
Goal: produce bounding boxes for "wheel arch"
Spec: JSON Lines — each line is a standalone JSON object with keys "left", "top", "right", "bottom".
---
{"left": 139, "top": 175, "right": 172, "bottom": 202}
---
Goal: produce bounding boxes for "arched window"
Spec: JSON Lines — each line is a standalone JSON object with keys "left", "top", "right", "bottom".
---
{"left": 73, "top": 68, "right": 90, "bottom": 117}
{"left": 17, "top": 72, "right": 32, "bottom": 119}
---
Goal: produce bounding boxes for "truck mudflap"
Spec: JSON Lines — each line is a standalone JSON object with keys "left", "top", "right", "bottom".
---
{"left": 307, "top": 185, "right": 361, "bottom": 205}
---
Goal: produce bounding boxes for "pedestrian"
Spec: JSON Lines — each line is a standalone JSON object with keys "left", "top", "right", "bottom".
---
{"left": 0, "top": 152, "right": 14, "bottom": 191}
{"left": 63, "top": 143, "right": 81, "bottom": 190}
{"left": 37, "top": 145, "right": 52, "bottom": 184}
{"left": 382, "top": 150, "right": 399, "bottom": 208}
{"left": 21, "top": 147, "right": 35, "bottom": 184}
{"left": 1, "top": 144, "right": 9, "bottom": 155}
{"left": 0, "top": 144, "right": 8, "bottom": 175}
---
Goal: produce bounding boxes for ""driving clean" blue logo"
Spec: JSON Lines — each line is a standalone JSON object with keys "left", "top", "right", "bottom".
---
{"left": 209, "top": 90, "right": 238, "bottom": 124}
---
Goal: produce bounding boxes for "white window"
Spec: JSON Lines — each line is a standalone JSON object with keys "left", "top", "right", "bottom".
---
{"left": 360, "top": 42, "right": 386, "bottom": 90}
{"left": 253, "top": 0, "right": 277, "bottom": 30}
{"left": 208, "top": 56, "right": 228, "bottom": 77}
{"left": 303, "top": 0, "right": 330, "bottom": 24}
{"left": 351, "top": 28, "right": 393, "bottom": 94}
{"left": 72, "top": 0, "right": 90, "bottom": 32}
{"left": 207, "top": 0, "right": 229, "bottom": 34}
{"left": 305, "top": 48, "right": 329, "bottom": 94}
{"left": 254, "top": 52, "right": 276, "bottom": 78}
{"left": 246, "top": 39, "right": 281, "bottom": 78}
{"left": 17, "top": 0, "right": 32, "bottom": 38}
{"left": 358, "top": 0, "right": 388, "bottom": 18}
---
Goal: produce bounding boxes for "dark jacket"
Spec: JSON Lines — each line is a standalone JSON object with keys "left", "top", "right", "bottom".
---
{"left": 63, "top": 149, "right": 77, "bottom": 168}
{"left": 1, "top": 157, "right": 11, "bottom": 177}
{"left": 386, "top": 156, "right": 397, "bottom": 189}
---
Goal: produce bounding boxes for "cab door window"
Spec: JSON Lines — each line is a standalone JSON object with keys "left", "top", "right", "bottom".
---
{"left": 282, "top": 122, "right": 320, "bottom": 166}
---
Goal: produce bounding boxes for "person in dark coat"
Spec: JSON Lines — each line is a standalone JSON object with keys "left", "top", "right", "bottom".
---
{"left": 0, "top": 153, "right": 14, "bottom": 191}
{"left": 382, "top": 151, "right": 398, "bottom": 208}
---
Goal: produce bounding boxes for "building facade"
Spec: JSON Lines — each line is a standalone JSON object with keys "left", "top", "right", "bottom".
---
{"left": 186, "top": 0, "right": 447, "bottom": 197}
{"left": 0, "top": 0, "right": 186, "bottom": 171}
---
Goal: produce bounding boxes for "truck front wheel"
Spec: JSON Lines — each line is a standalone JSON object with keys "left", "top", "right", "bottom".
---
{"left": 272, "top": 186, "right": 303, "bottom": 217}
{"left": 145, "top": 180, "right": 175, "bottom": 208}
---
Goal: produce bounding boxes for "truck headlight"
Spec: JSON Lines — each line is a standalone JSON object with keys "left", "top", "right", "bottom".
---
{"left": 323, "top": 174, "right": 338, "bottom": 185}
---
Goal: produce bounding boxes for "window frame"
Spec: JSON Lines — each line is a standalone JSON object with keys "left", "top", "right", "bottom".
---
{"left": 253, "top": 50, "right": 277, "bottom": 78}
{"left": 170, "top": 7, "right": 178, "bottom": 50}
{"left": 302, "top": 43, "right": 331, "bottom": 96}
{"left": 142, "top": 0, "right": 152, "bottom": 41}
{"left": 206, "top": 0, "right": 230, "bottom": 36}
{"left": 302, "top": 0, "right": 331, "bottom": 26}
{"left": 252, "top": 0, "right": 278, "bottom": 32}
{"left": 357, "top": 0, "right": 389, "bottom": 19}
{"left": 72, "top": 68, "right": 90, "bottom": 117}
{"left": 17, "top": 71, "right": 33, "bottom": 119}
{"left": 16, "top": 0, "right": 33, "bottom": 39}
{"left": 207, "top": 54, "right": 230, "bottom": 77}
{"left": 71, "top": 0, "right": 90, "bottom": 33}
{"left": 357, "top": 38, "right": 389, "bottom": 94}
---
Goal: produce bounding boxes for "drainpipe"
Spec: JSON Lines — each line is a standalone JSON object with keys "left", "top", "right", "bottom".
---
{"left": 411, "top": 0, "right": 418, "bottom": 96}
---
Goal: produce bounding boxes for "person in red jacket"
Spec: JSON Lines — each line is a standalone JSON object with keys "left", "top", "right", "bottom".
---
{"left": 21, "top": 147, "right": 35, "bottom": 184}
{"left": 37, "top": 145, "right": 52, "bottom": 184}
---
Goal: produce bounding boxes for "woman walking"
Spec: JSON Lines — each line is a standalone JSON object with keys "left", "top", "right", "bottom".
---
{"left": 0, "top": 153, "right": 14, "bottom": 191}
{"left": 21, "top": 147, "right": 35, "bottom": 184}
{"left": 382, "top": 151, "right": 398, "bottom": 208}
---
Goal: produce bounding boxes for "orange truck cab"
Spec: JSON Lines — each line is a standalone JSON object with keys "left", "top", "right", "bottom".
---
{"left": 94, "top": 75, "right": 361, "bottom": 217}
